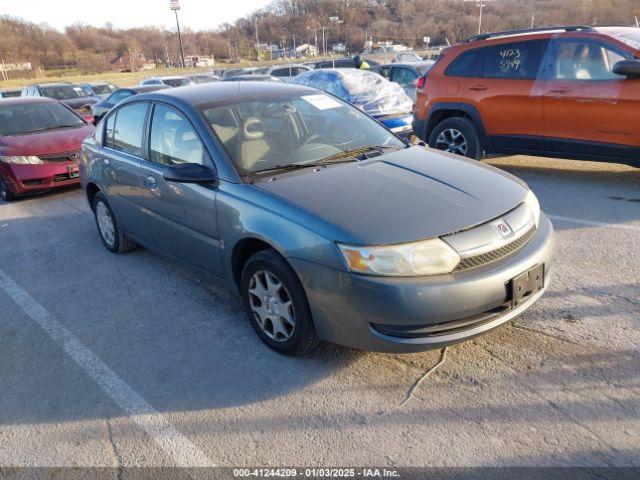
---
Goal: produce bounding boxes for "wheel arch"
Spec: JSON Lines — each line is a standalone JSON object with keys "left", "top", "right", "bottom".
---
{"left": 230, "top": 237, "right": 281, "bottom": 288}
{"left": 86, "top": 182, "right": 101, "bottom": 210}
{"left": 426, "top": 102, "right": 491, "bottom": 152}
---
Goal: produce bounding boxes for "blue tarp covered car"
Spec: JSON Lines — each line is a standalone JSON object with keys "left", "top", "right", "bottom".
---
{"left": 292, "top": 68, "right": 414, "bottom": 138}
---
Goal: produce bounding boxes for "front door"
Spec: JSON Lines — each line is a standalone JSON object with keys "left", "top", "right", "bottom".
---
{"left": 139, "top": 103, "right": 223, "bottom": 275}
{"left": 541, "top": 37, "right": 639, "bottom": 158}
{"left": 102, "top": 102, "right": 151, "bottom": 242}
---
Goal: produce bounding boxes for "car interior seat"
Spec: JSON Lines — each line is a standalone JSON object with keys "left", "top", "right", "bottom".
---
{"left": 237, "top": 116, "right": 271, "bottom": 171}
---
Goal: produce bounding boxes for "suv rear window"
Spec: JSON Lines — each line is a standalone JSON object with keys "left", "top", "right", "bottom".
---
{"left": 483, "top": 40, "right": 546, "bottom": 79}
{"left": 445, "top": 48, "right": 486, "bottom": 77}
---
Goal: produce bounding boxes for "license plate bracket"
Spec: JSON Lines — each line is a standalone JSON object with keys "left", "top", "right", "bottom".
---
{"left": 510, "top": 264, "right": 544, "bottom": 308}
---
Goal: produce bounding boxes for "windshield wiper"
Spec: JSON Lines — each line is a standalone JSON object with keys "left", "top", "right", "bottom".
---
{"left": 23, "top": 124, "right": 82, "bottom": 133}
{"left": 251, "top": 156, "right": 357, "bottom": 175}
{"left": 249, "top": 144, "right": 406, "bottom": 175}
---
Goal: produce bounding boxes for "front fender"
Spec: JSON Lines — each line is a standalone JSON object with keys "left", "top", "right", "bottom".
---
{"left": 216, "top": 182, "right": 345, "bottom": 283}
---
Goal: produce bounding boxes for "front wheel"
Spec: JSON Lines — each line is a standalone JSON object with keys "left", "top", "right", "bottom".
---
{"left": 428, "top": 117, "right": 483, "bottom": 160}
{"left": 0, "top": 176, "right": 16, "bottom": 202}
{"left": 240, "top": 249, "right": 320, "bottom": 356}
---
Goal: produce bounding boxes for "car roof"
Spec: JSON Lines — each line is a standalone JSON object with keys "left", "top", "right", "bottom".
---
{"left": 463, "top": 25, "right": 639, "bottom": 45}
{"left": 29, "top": 82, "right": 74, "bottom": 87}
{"left": 382, "top": 61, "right": 435, "bottom": 68}
{"left": 131, "top": 81, "right": 317, "bottom": 108}
{"left": 128, "top": 85, "right": 170, "bottom": 93}
{"left": 0, "top": 97, "right": 59, "bottom": 106}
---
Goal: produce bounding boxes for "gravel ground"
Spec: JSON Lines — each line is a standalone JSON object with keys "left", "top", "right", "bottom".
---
{"left": 0, "top": 155, "right": 638, "bottom": 470}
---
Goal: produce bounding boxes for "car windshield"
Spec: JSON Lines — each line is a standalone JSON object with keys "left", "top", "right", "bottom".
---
{"left": 618, "top": 32, "right": 640, "bottom": 50}
{"left": 40, "top": 85, "right": 91, "bottom": 100}
{"left": 92, "top": 84, "right": 117, "bottom": 94}
{"left": 0, "top": 102, "right": 84, "bottom": 136}
{"left": 201, "top": 92, "right": 405, "bottom": 175}
{"left": 163, "top": 77, "right": 192, "bottom": 87}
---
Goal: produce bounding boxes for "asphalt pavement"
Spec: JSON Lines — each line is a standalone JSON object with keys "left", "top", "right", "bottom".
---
{"left": 0, "top": 155, "right": 638, "bottom": 470}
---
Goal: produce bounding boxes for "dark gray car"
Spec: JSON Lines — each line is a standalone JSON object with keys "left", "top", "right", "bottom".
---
{"left": 80, "top": 82, "right": 553, "bottom": 355}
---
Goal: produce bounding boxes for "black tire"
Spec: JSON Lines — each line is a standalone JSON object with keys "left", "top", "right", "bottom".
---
{"left": 0, "top": 175, "right": 16, "bottom": 202}
{"left": 92, "top": 191, "right": 137, "bottom": 253}
{"left": 240, "top": 248, "right": 320, "bottom": 356}
{"left": 428, "top": 117, "right": 483, "bottom": 160}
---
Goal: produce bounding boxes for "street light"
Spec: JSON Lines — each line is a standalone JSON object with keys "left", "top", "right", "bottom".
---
{"left": 477, "top": 3, "right": 485, "bottom": 35}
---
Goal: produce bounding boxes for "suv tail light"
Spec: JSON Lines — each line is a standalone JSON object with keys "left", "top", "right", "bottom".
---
{"left": 416, "top": 75, "right": 426, "bottom": 90}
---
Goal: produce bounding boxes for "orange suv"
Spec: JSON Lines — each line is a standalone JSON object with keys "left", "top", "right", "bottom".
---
{"left": 412, "top": 26, "right": 640, "bottom": 165}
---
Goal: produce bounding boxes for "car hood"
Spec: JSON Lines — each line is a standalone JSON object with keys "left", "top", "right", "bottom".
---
{"left": 255, "top": 147, "right": 529, "bottom": 245}
{"left": 0, "top": 126, "right": 94, "bottom": 156}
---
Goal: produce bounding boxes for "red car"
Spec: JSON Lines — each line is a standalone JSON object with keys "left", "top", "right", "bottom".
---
{"left": 0, "top": 97, "right": 94, "bottom": 201}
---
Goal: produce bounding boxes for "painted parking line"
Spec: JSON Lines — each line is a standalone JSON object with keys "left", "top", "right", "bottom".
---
{"left": 548, "top": 214, "right": 640, "bottom": 232}
{"left": 0, "top": 268, "right": 215, "bottom": 468}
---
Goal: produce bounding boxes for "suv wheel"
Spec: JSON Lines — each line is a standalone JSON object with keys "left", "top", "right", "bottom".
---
{"left": 240, "top": 248, "right": 320, "bottom": 356}
{"left": 0, "top": 176, "right": 16, "bottom": 202}
{"left": 92, "top": 191, "right": 137, "bottom": 253}
{"left": 429, "top": 117, "right": 483, "bottom": 160}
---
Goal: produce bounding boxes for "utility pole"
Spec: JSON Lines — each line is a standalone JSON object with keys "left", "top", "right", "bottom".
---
{"left": 531, "top": 10, "right": 535, "bottom": 28}
{"left": 254, "top": 17, "right": 260, "bottom": 60}
{"left": 322, "top": 26, "right": 326, "bottom": 59}
{"left": 477, "top": 3, "right": 485, "bottom": 35}
{"left": 170, "top": 0, "right": 186, "bottom": 68}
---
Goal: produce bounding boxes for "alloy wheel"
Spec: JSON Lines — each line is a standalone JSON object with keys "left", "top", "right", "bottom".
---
{"left": 96, "top": 201, "right": 115, "bottom": 247}
{"left": 435, "top": 128, "right": 468, "bottom": 156}
{"left": 248, "top": 270, "right": 296, "bottom": 342}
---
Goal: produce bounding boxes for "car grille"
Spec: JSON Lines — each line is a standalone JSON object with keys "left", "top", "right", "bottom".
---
{"left": 37, "top": 151, "right": 80, "bottom": 163}
{"left": 454, "top": 226, "right": 536, "bottom": 272}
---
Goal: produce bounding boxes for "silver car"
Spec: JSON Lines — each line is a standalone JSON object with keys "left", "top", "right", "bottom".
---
{"left": 80, "top": 82, "right": 554, "bottom": 355}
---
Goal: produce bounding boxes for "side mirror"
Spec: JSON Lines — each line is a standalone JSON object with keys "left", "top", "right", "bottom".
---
{"left": 163, "top": 162, "right": 218, "bottom": 184}
{"left": 613, "top": 60, "right": 640, "bottom": 78}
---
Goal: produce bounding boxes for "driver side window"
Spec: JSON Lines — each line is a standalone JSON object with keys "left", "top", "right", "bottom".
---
{"left": 544, "top": 39, "right": 632, "bottom": 81}
{"left": 149, "top": 104, "right": 206, "bottom": 166}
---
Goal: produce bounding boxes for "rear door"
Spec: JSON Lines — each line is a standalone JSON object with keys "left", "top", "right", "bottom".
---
{"left": 457, "top": 40, "right": 547, "bottom": 151}
{"left": 540, "top": 36, "right": 639, "bottom": 157}
{"left": 139, "top": 103, "right": 223, "bottom": 275}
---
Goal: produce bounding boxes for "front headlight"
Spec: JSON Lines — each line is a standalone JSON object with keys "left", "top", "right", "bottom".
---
{"left": 337, "top": 238, "right": 460, "bottom": 276}
{"left": 523, "top": 189, "right": 541, "bottom": 228}
{"left": 0, "top": 155, "right": 45, "bottom": 165}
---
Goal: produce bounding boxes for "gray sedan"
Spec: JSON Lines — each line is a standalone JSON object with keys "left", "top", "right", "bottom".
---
{"left": 80, "top": 82, "right": 553, "bottom": 355}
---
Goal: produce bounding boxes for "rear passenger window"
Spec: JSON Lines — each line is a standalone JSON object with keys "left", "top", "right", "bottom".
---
{"left": 149, "top": 104, "right": 206, "bottom": 166}
{"left": 483, "top": 41, "right": 546, "bottom": 79}
{"left": 104, "top": 102, "right": 148, "bottom": 157}
{"left": 271, "top": 68, "right": 290, "bottom": 77}
{"left": 445, "top": 48, "right": 486, "bottom": 77}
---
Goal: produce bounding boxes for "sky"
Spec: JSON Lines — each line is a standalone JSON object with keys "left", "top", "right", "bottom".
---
{"left": 0, "top": 0, "right": 273, "bottom": 31}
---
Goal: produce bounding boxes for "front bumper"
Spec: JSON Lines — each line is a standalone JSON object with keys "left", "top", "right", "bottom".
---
{"left": 290, "top": 213, "right": 554, "bottom": 353}
{"left": 3, "top": 161, "right": 80, "bottom": 196}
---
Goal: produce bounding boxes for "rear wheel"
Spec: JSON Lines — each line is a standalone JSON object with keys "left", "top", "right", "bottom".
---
{"left": 429, "top": 117, "right": 483, "bottom": 160}
{"left": 0, "top": 176, "right": 16, "bottom": 202}
{"left": 240, "top": 249, "right": 320, "bottom": 356}
{"left": 92, "top": 191, "right": 137, "bottom": 253}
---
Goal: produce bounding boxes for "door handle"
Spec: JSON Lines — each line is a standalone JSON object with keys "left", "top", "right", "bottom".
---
{"left": 145, "top": 175, "right": 157, "bottom": 191}
{"left": 469, "top": 84, "right": 488, "bottom": 91}
{"left": 548, "top": 88, "right": 572, "bottom": 94}
{"left": 103, "top": 158, "right": 110, "bottom": 166}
